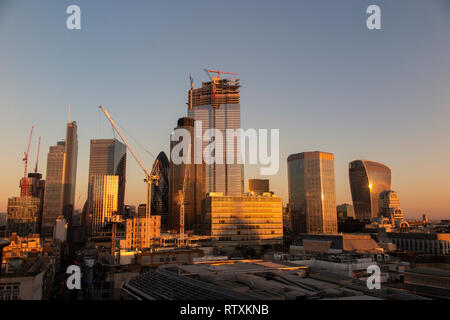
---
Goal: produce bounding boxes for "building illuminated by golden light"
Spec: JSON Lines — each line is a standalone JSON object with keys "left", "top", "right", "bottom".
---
{"left": 88, "top": 175, "right": 119, "bottom": 235}
{"left": 287, "top": 152, "right": 338, "bottom": 238}
{"left": 123, "top": 215, "right": 161, "bottom": 249}
{"left": 1, "top": 233, "right": 42, "bottom": 262}
{"left": 349, "top": 160, "right": 391, "bottom": 220}
{"left": 201, "top": 193, "right": 283, "bottom": 247}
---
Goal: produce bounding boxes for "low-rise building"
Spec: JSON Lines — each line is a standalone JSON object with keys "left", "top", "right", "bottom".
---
{"left": 6, "top": 197, "right": 41, "bottom": 236}
{"left": 201, "top": 193, "right": 283, "bottom": 249}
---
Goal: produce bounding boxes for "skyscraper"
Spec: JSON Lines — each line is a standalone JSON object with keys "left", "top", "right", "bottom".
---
{"left": 169, "top": 117, "right": 202, "bottom": 232}
{"left": 62, "top": 121, "right": 78, "bottom": 228}
{"left": 88, "top": 139, "right": 126, "bottom": 214}
{"left": 287, "top": 152, "right": 338, "bottom": 238}
{"left": 88, "top": 175, "right": 119, "bottom": 234}
{"left": 41, "top": 141, "right": 66, "bottom": 237}
{"left": 187, "top": 77, "right": 243, "bottom": 196}
{"left": 150, "top": 151, "right": 169, "bottom": 229}
{"left": 348, "top": 160, "right": 391, "bottom": 221}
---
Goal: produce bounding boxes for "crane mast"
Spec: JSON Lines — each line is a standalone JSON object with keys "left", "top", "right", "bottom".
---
{"left": 177, "top": 166, "right": 189, "bottom": 247}
{"left": 22, "top": 126, "right": 34, "bottom": 197}
{"left": 34, "top": 137, "right": 41, "bottom": 174}
{"left": 99, "top": 105, "right": 159, "bottom": 249}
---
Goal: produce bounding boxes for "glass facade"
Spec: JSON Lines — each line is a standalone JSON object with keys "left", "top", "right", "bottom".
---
{"left": 287, "top": 152, "right": 338, "bottom": 238}
{"left": 187, "top": 79, "right": 243, "bottom": 197}
{"left": 169, "top": 117, "right": 204, "bottom": 233}
{"left": 349, "top": 160, "right": 391, "bottom": 220}
{"left": 88, "top": 139, "right": 126, "bottom": 214}
{"left": 41, "top": 142, "right": 66, "bottom": 237}
{"left": 201, "top": 194, "right": 283, "bottom": 247}
{"left": 62, "top": 121, "right": 78, "bottom": 225}
{"left": 151, "top": 152, "right": 169, "bottom": 228}
{"left": 88, "top": 175, "right": 119, "bottom": 234}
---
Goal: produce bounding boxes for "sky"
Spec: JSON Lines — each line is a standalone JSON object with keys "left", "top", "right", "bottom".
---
{"left": 0, "top": 0, "right": 449, "bottom": 220}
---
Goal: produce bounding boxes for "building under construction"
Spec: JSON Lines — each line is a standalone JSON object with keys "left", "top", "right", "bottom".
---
{"left": 187, "top": 71, "right": 243, "bottom": 198}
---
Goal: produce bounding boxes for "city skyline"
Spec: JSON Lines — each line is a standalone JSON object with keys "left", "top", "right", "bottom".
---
{"left": 1, "top": 0, "right": 450, "bottom": 219}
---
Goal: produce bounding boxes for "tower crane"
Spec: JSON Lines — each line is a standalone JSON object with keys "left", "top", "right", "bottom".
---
{"left": 176, "top": 166, "right": 189, "bottom": 247}
{"left": 203, "top": 69, "right": 239, "bottom": 102}
{"left": 99, "top": 105, "right": 159, "bottom": 249}
{"left": 34, "top": 137, "right": 41, "bottom": 174}
{"left": 22, "top": 126, "right": 34, "bottom": 197}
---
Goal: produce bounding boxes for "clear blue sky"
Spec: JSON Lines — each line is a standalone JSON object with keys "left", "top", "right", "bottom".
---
{"left": 1, "top": 0, "right": 449, "bottom": 219}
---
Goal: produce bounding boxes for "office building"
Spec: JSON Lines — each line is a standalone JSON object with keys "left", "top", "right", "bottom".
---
{"left": 41, "top": 141, "right": 66, "bottom": 237}
{"left": 187, "top": 77, "right": 243, "bottom": 196}
{"left": 6, "top": 197, "right": 41, "bottom": 236}
{"left": 201, "top": 193, "right": 283, "bottom": 248}
{"left": 248, "top": 179, "right": 270, "bottom": 195}
{"left": 19, "top": 173, "right": 45, "bottom": 232}
{"left": 349, "top": 160, "right": 391, "bottom": 221}
{"left": 88, "top": 175, "right": 119, "bottom": 235}
{"left": 123, "top": 215, "right": 161, "bottom": 249}
{"left": 88, "top": 139, "right": 126, "bottom": 214}
{"left": 151, "top": 152, "right": 169, "bottom": 228}
{"left": 287, "top": 152, "right": 338, "bottom": 238}
{"left": 169, "top": 117, "right": 203, "bottom": 233}
{"left": 62, "top": 121, "right": 78, "bottom": 228}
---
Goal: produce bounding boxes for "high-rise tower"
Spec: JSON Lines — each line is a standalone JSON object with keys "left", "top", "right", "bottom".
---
{"left": 62, "top": 120, "right": 78, "bottom": 232}
{"left": 88, "top": 139, "right": 126, "bottom": 215}
{"left": 187, "top": 74, "right": 243, "bottom": 196}
{"left": 348, "top": 160, "right": 391, "bottom": 221}
{"left": 41, "top": 141, "right": 66, "bottom": 237}
{"left": 169, "top": 117, "right": 203, "bottom": 232}
{"left": 287, "top": 152, "right": 338, "bottom": 238}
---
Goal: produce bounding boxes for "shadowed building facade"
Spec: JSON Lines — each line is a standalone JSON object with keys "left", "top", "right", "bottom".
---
{"left": 88, "top": 139, "right": 126, "bottom": 215}
{"left": 169, "top": 117, "right": 204, "bottom": 233}
{"left": 248, "top": 179, "right": 270, "bottom": 196}
{"left": 62, "top": 121, "right": 78, "bottom": 232}
{"left": 287, "top": 152, "right": 338, "bottom": 239}
{"left": 41, "top": 141, "right": 66, "bottom": 237}
{"left": 348, "top": 160, "right": 391, "bottom": 221}
{"left": 151, "top": 152, "right": 169, "bottom": 229}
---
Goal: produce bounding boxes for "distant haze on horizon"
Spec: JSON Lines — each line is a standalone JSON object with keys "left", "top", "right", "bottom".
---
{"left": 0, "top": 0, "right": 449, "bottom": 220}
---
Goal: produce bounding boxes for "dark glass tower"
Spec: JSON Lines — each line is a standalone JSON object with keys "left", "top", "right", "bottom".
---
{"left": 63, "top": 121, "right": 78, "bottom": 235}
{"left": 151, "top": 151, "right": 170, "bottom": 229}
{"left": 349, "top": 160, "right": 391, "bottom": 221}
{"left": 287, "top": 152, "right": 337, "bottom": 239}
{"left": 88, "top": 139, "right": 127, "bottom": 214}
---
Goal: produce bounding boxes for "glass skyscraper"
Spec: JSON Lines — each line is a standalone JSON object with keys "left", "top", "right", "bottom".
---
{"left": 88, "top": 139, "right": 126, "bottom": 214}
{"left": 187, "top": 78, "right": 243, "bottom": 197}
{"left": 169, "top": 117, "right": 203, "bottom": 233}
{"left": 88, "top": 175, "right": 119, "bottom": 234}
{"left": 151, "top": 151, "right": 169, "bottom": 228}
{"left": 348, "top": 160, "right": 391, "bottom": 221}
{"left": 287, "top": 152, "right": 338, "bottom": 238}
{"left": 42, "top": 141, "right": 66, "bottom": 237}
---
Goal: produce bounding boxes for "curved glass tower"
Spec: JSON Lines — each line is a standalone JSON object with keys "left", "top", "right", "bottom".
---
{"left": 349, "top": 160, "right": 391, "bottom": 221}
{"left": 151, "top": 151, "right": 170, "bottom": 227}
